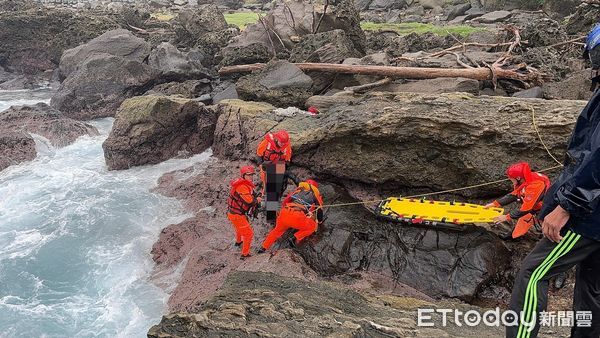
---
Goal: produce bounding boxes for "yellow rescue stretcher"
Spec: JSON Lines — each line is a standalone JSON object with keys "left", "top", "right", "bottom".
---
{"left": 376, "top": 197, "right": 504, "bottom": 231}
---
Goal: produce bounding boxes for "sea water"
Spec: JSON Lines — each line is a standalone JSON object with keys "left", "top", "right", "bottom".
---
{"left": 0, "top": 90, "right": 208, "bottom": 337}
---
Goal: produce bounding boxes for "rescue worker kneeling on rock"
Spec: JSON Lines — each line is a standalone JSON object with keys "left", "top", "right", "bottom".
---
{"left": 227, "top": 166, "right": 261, "bottom": 259}
{"left": 485, "top": 162, "right": 550, "bottom": 240}
{"left": 259, "top": 180, "right": 324, "bottom": 252}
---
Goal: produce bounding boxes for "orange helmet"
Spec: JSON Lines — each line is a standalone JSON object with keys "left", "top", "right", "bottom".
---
{"left": 506, "top": 162, "right": 531, "bottom": 181}
{"left": 240, "top": 165, "right": 255, "bottom": 176}
{"left": 273, "top": 130, "right": 290, "bottom": 145}
{"left": 305, "top": 179, "right": 319, "bottom": 188}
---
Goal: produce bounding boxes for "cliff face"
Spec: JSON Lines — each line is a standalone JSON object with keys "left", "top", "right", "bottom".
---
{"left": 148, "top": 271, "right": 504, "bottom": 338}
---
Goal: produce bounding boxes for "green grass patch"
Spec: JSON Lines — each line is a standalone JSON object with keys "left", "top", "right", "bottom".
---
{"left": 360, "top": 22, "right": 485, "bottom": 37}
{"left": 150, "top": 12, "right": 175, "bottom": 21}
{"left": 224, "top": 12, "right": 263, "bottom": 30}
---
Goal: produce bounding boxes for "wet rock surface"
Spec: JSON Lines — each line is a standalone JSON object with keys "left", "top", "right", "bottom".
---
{"left": 0, "top": 103, "right": 98, "bottom": 170}
{"left": 102, "top": 95, "right": 217, "bottom": 170}
{"left": 0, "top": 132, "right": 36, "bottom": 171}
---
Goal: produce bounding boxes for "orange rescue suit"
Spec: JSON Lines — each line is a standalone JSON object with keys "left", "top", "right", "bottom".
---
{"left": 256, "top": 133, "right": 292, "bottom": 194}
{"left": 227, "top": 178, "right": 258, "bottom": 256}
{"left": 492, "top": 172, "right": 551, "bottom": 238}
{"left": 262, "top": 183, "right": 323, "bottom": 249}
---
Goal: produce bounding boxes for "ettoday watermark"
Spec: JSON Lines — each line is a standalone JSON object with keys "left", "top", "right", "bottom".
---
{"left": 417, "top": 308, "right": 592, "bottom": 331}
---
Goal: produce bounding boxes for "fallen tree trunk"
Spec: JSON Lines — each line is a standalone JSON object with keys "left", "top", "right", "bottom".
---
{"left": 219, "top": 62, "right": 544, "bottom": 84}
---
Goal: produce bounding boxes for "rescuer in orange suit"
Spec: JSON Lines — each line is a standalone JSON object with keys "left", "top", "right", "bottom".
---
{"left": 258, "top": 180, "right": 324, "bottom": 252}
{"left": 226, "top": 166, "right": 261, "bottom": 259}
{"left": 485, "top": 162, "right": 551, "bottom": 240}
{"left": 256, "top": 130, "right": 292, "bottom": 193}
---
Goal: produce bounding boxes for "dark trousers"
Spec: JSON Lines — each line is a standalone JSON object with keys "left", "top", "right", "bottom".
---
{"left": 507, "top": 230, "right": 600, "bottom": 338}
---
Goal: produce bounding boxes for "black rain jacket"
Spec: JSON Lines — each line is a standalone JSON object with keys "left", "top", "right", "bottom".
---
{"left": 539, "top": 91, "right": 600, "bottom": 241}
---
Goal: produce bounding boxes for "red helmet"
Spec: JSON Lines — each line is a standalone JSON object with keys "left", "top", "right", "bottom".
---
{"left": 273, "top": 130, "right": 290, "bottom": 145}
{"left": 307, "top": 106, "right": 319, "bottom": 114}
{"left": 305, "top": 179, "right": 319, "bottom": 188}
{"left": 240, "top": 165, "right": 255, "bottom": 176}
{"left": 506, "top": 162, "right": 531, "bottom": 181}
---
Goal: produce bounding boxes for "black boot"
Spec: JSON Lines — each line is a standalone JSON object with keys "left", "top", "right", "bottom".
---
{"left": 257, "top": 248, "right": 266, "bottom": 254}
{"left": 554, "top": 272, "right": 567, "bottom": 290}
{"left": 499, "top": 231, "right": 513, "bottom": 240}
{"left": 288, "top": 237, "right": 297, "bottom": 248}
{"left": 234, "top": 241, "right": 242, "bottom": 247}
{"left": 240, "top": 254, "right": 251, "bottom": 260}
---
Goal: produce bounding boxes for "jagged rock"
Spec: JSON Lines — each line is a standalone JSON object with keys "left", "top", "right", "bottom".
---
{"left": 480, "top": 0, "right": 540, "bottom": 11}
{"left": 173, "top": 4, "right": 228, "bottom": 47}
{"left": 542, "top": 0, "right": 580, "bottom": 18}
{"left": 236, "top": 61, "right": 313, "bottom": 108}
{"left": 211, "top": 81, "right": 239, "bottom": 103}
{"left": 213, "top": 92, "right": 584, "bottom": 197}
{"left": 385, "top": 32, "right": 454, "bottom": 57}
{"left": 51, "top": 54, "right": 159, "bottom": 120}
{"left": 0, "top": 103, "right": 98, "bottom": 170}
{"left": 58, "top": 29, "right": 150, "bottom": 79}
{"left": 1, "top": 103, "right": 98, "bottom": 147}
{"left": 354, "top": 0, "right": 373, "bottom": 11}
{"left": 148, "top": 42, "right": 213, "bottom": 81}
{"left": 518, "top": 17, "right": 566, "bottom": 48}
{"left": 543, "top": 69, "right": 594, "bottom": 101}
{"left": 145, "top": 79, "right": 212, "bottom": 98}
{"left": 446, "top": 3, "right": 471, "bottom": 21}
{"left": 419, "top": 0, "right": 444, "bottom": 10}
{"left": 148, "top": 271, "right": 505, "bottom": 337}
{"left": 102, "top": 95, "right": 217, "bottom": 170}
{"left": 0, "top": 132, "right": 36, "bottom": 171}
{"left": 289, "top": 29, "right": 363, "bottom": 92}
{"left": 565, "top": 3, "right": 600, "bottom": 35}
{"left": 221, "top": 0, "right": 366, "bottom": 66}
{"left": 472, "top": 10, "right": 512, "bottom": 23}
{"left": 0, "top": 8, "right": 120, "bottom": 74}
{"left": 512, "top": 86, "right": 543, "bottom": 99}
{"left": 368, "top": 0, "right": 407, "bottom": 11}
{"left": 0, "top": 75, "right": 40, "bottom": 90}
{"left": 218, "top": 43, "right": 272, "bottom": 67}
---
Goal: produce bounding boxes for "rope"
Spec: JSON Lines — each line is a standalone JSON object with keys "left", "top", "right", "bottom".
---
{"left": 317, "top": 106, "right": 566, "bottom": 210}
{"left": 317, "top": 165, "right": 563, "bottom": 209}
{"left": 530, "top": 106, "right": 564, "bottom": 167}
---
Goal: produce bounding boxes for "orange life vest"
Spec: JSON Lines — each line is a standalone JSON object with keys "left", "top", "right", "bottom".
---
{"left": 259, "top": 134, "right": 289, "bottom": 162}
{"left": 227, "top": 178, "right": 256, "bottom": 215}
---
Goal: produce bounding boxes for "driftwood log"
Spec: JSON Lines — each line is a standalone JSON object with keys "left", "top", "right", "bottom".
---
{"left": 219, "top": 62, "right": 544, "bottom": 84}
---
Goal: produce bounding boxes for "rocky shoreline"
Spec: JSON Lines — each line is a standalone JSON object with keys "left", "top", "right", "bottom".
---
{"left": 1, "top": 0, "right": 598, "bottom": 336}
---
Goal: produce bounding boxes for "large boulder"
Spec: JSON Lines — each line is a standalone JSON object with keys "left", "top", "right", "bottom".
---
{"left": 172, "top": 4, "right": 235, "bottom": 66}
{"left": 173, "top": 4, "right": 228, "bottom": 48}
{"left": 0, "top": 8, "right": 120, "bottom": 74}
{"left": 221, "top": 0, "right": 366, "bottom": 66}
{"left": 213, "top": 93, "right": 585, "bottom": 197}
{"left": 148, "top": 42, "right": 213, "bottom": 81}
{"left": 51, "top": 54, "right": 159, "bottom": 120}
{"left": 381, "top": 77, "right": 480, "bottom": 95}
{"left": 102, "top": 95, "right": 218, "bottom": 170}
{"left": 0, "top": 103, "right": 98, "bottom": 170}
{"left": 236, "top": 61, "right": 313, "bottom": 108}
{"left": 58, "top": 29, "right": 151, "bottom": 79}
{"left": 289, "top": 29, "right": 363, "bottom": 92}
